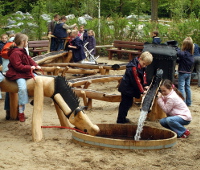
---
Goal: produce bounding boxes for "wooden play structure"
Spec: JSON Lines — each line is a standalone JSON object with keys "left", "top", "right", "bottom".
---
{"left": 0, "top": 74, "right": 99, "bottom": 142}
{"left": 72, "top": 124, "right": 177, "bottom": 150}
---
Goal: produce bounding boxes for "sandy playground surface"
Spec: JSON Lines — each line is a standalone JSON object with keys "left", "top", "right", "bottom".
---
{"left": 0, "top": 56, "right": 200, "bottom": 170}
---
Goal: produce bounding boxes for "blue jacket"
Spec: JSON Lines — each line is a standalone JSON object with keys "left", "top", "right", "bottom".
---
{"left": 118, "top": 57, "right": 147, "bottom": 98}
{"left": 152, "top": 37, "right": 161, "bottom": 44}
{"left": 53, "top": 23, "right": 67, "bottom": 38}
{"left": 177, "top": 49, "right": 194, "bottom": 73}
{"left": 194, "top": 43, "right": 200, "bottom": 57}
{"left": 70, "top": 36, "right": 86, "bottom": 62}
{"left": 87, "top": 36, "right": 96, "bottom": 55}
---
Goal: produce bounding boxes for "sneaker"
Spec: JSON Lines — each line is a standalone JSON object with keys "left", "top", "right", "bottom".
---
{"left": 117, "top": 118, "right": 131, "bottom": 124}
{"left": 180, "top": 129, "right": 190, "bottom": 138}
{"left": 18, "top": 113, "right": 25, "bottom": 122}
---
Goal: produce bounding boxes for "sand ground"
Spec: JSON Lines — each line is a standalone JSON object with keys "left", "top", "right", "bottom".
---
{"left": 0, "top": 56, "right": 200, "bottom": 170}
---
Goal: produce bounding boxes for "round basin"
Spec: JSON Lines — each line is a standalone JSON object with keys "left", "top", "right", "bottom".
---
{"left": 72, "top": 124, "right": 177, "bottom": 150}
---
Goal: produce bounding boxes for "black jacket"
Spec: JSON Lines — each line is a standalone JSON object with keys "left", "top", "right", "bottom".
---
{"left": 118, "top": 57, "right": 147, "bottom": 98}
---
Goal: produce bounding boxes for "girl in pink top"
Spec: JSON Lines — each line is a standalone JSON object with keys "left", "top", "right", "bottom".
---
{"left": 157, "top": 79, "right": 192, "bottom": 138}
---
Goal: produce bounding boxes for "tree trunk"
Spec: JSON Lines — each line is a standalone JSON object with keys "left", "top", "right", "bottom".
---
{"left": 151, "top": 0, "right": 158, "bottom": 22}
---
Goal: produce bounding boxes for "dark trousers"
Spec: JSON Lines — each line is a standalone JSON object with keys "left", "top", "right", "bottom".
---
{"left": 193, "top": 56, "right": 200, "bottom": 86}
{"left": 117, "top": 93, "right": 133, "bottom": 122}
{"left": 4, "top": 92, "right": 10, "bottom": 111}
{"left": 50, "top": 37, "right": 56, "bottom": 52}
{"left": 55, "top": 38, "right": 65, "bottom": 51}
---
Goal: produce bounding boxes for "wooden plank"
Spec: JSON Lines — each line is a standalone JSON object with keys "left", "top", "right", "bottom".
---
{"left": 107, "top": 49, "right": 142, "bottom": 54}
{"left": 114, "top": 44, "right": 144, "bottom": 49}
{"left": 113, "top": 40, "right": 144, "bottom": 46}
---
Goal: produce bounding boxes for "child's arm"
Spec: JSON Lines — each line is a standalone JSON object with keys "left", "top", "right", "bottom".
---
{"left": 131, "top": 67, "right": 145, "bottom": 94}
{"left": 68, "top": 45, "right": 77, "bottom": 49}
{"left": 157, "top": 96, "right": 174, "bottom": 114}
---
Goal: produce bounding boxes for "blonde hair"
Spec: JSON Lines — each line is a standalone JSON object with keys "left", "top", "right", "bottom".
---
{"left": 181, "top": 37, "right": 194, "bottom": 55}
{"left": 9, "top": 33, "right": 28, "bottom": 49}
{"left": 88, "top": 30, "right": 95, "bottom": 37}
{"left": 140, "top": 51, "right": 153, "bottom": 65}
{"left": 71, "top": 30, "right": 78, "bottom": 36}
{"left": 1, "top": 34, "right": 8, "bottom": 39}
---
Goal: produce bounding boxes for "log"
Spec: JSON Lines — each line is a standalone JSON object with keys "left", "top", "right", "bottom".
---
{"left": 32, "top": 77, "right": 44, "bottom": 142}
{"left": 73, "top": 88, "right": 121, "bottom": 102}
{"left": 54, "top": 100, "right": 72, "bottom": 127}
{"left": 9, "top": 92, "right": 18, "bottom": 120}
{"left": 147, "top": 99, "right": 166, "bottom": 121}
{"left": 71, "top": 76, "right": 122, "bottom": 87}
{"left": 54, "top": 93, "right": 72, "bottom": 116}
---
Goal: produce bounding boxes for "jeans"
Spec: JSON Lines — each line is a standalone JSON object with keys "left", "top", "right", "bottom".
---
{"left": 192, "top": 56, "right": 200, "bottom": 86}
{"left": 160, "top": 116, "right": 190, "bottom": 137}
{"left": 16, "top": 78, "right": 29, "bottom": 105}
{"left": 178, "top": 72, "right": 192, "bottom": 106}
{"left": 117, "top": 93, "right": 133, "bottom": 122}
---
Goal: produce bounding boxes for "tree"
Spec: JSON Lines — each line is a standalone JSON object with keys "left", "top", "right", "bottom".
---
{"left": 151, "top": 0, "right": 158, "bottom": 21}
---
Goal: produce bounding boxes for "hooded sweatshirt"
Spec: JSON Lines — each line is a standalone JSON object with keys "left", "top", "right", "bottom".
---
{"left": 118, "top": 57, "right": 147, "bottom": 98}
{"left": 6, "top": 47, "right": 38, "bottom": 80}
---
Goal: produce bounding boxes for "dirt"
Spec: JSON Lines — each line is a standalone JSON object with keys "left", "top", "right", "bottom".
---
{"left": 0, "top": 56, "right": 200, "bottom": 170}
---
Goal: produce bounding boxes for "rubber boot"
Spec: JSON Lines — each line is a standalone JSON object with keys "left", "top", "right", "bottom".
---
{"left": 18, "top": 113, "right": 25, "bottom": 122}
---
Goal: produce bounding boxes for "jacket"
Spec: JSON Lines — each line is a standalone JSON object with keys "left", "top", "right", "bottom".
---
{"left": 79, "top": 30, "right": 88, "bottom": 44}
{"left": 87, "top": 36, "right": 96, "bottom": 55}
{"left": 70, "top": 36, "right": 86, "bottom": 62}
{"left": 6, "top": 47, "right": 38, "bottom": 80}
{"left": 177, "top": 49, "right": 194, "bottom": 73}
{"left": 118, "top": 57, "right": 147, "bottom": 98}
{"left": 48, "top": 20, "right": 57, "bottom": 34}
{"left": 152, "top": 37, "right": 161, "bottom": 44}
{"left": 0, "top": 41, "right": 7, "bottom": 57}
{"left": 157, "top": 90, "right": 192, "bottom": 121}
{"left": 53, "top": 22, "right": 67, "bottom": 38}
{"left": 194, "top": 43, "right": 200, "bottom": 57}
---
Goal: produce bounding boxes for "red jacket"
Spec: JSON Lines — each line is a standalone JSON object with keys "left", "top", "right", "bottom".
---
{"left": 6, "top": 47, "right": 38, "bottom": 80}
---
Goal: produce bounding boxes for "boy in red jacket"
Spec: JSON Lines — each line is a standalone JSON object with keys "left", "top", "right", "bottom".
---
{"left": 117, "top": 51, "right": 153, "bottom": 123}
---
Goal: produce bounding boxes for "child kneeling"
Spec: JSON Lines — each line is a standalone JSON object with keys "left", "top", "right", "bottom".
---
{"left": 157, "top": 79, "right": 192, "bottom": 138}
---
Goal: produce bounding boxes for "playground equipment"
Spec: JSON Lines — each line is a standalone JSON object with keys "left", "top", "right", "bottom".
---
{"left": 0, "top": 74, "right": 99, "bottom": 142}
{"left": 72, "top": 124, "right": 177, "bottom": 150}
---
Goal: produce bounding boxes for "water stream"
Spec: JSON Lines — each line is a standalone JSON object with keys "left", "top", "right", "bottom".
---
{"left": 134, "top": 110, "right": 148, "bottom": 141}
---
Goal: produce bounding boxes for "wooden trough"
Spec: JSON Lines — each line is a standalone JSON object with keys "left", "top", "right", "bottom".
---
{"left": 72, "top": 124, "right": 177, "bottom": 150}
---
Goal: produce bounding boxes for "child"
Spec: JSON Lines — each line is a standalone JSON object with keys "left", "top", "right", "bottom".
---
{"left": 86, "top": 30, "right": 96, "bottom": 61}
{"left": 117, "top": 52, "right": 153, "bottom": 123}
{"left": 68, "top": 30, "right": 86, "bottom": 63}
{"left": 0, "top": 34, "right": 8, "bottom": 99}
{"left": 79, "top": 25, "right": 88, "bottom": 44}
{"left": 48, "top": 14, "right": 60, "bottom": 52}
{"left": 53, "top": 15, "right": 76, "bottom": 51}
{"left": 177, "top": 37, "right": 194, "bottom": 106}
{"left": 157, "top": 79, "right": 192, "bottom": 138}
{"left": 6, "top": 33, "right": 41, "bottom": 122}
{"left": 152, "top": 31, "right": 161, "bottom": 44}
{"left": 0, "top": 34, "right": 8, "bottom": 65}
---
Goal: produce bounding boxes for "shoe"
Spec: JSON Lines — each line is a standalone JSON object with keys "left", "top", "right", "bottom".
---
{"left": 117, "top": 118, "right": 131, "bottom": 124}
{"left": 18, "top": 113, "right": 25, "bottom": 122}
{"left": 5, "top": 110, "right": 10, "bottom": 120}
{"left": 180, "top": 129, "right": 190, "bottom": 138}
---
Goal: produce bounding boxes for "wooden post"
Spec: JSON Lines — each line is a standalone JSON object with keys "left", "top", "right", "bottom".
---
{"left": 54, "top": 100, "right": 72, "bottom": 127}
{"left": 9, "top": 92, "right": 18, "bottom": 120}
{"left": 32, "top": 77, "right": 44, "bottom": 142}
{"left": 147, "top": 99, "right": 166, "bottom": 121}
{"left": 65, "top": 50, "right": 73, "bottom": 63}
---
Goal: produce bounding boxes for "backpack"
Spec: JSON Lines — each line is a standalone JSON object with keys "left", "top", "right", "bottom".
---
{"left": 1, "top": 42, "right": 14, "bottom": 59}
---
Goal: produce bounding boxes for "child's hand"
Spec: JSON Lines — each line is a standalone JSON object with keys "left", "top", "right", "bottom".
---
{"left": 36, "top": 66, "right": 41, "bottom": 70}
{"left": 31, "top": 66, "right": 36, "bottom": 70}
{"left": 144, "top": 86, "right": 149, "bottom": 90}
{"left": 157, "top": 92, "right": 162, "bottom": 98}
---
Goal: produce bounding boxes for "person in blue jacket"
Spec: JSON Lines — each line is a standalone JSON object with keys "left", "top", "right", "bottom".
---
{"left": 53, "top": 16, "right": 76, "bottom": 51}
{"left": 187, "top": 37, "right": 200, "bottom": 87}
{"left": 177, "top": 37, "right": 194, "bottom": 106}
{"left": 117, "top": 52, "right": 153, "bottom": 123}
{"left": 68, "top": 30, "right": 86, "bottom": 63}
{"left": 152, "top": 31, "right": 161, "bottom": 44}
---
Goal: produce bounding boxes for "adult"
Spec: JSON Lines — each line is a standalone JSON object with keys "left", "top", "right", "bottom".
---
{"left": 53, "top": 16, "right": 76, "bottom": 51}
{"left": 48, "top": 14, "right": 60, "bottom": 52}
